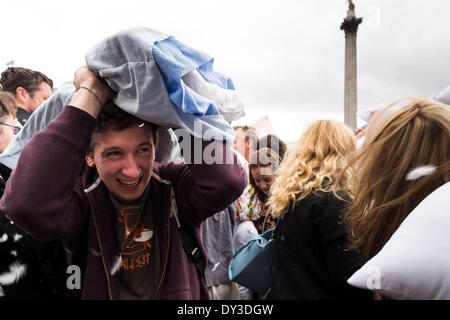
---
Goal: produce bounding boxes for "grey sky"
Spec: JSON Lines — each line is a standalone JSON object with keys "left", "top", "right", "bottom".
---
{"left": 1, "top": 0, "right": 449, "bottom": 142}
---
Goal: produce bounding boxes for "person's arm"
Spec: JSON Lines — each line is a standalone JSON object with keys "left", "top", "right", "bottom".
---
{"left": 0, "top": 67, "right": 113, "bottom": 246}
{"left": 162, "top": 137, "right": 247, "bottom": 224}
{"left": 69, "top": 66, "right": 113, "bottom": 118}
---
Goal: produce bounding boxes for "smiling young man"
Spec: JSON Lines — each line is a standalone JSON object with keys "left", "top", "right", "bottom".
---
{"left": 85, "top": 104, "right": 159, "bottom": 202}
{"left": 0, "top": 66, "right": 247, "bottom": 300}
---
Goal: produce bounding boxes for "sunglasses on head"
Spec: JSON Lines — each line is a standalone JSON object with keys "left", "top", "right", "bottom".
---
{"left": 0, "top": 123, "right": 21, "bottom": 135}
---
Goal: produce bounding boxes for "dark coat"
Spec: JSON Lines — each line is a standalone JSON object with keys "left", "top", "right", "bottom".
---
{"left": 268, "top": 191, "right": 370, "bottom": 300}
{"left": 0, "top": 163, "right": 67, "bottom": 300}
{"left": 0, "top": 106, "right": 247, "bottom": 300}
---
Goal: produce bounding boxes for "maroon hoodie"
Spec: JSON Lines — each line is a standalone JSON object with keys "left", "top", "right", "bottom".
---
{"left": 0, "top": 106, "right": 247, "bottom": 300}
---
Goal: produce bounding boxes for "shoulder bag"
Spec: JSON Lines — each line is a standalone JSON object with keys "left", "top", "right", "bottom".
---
{"left": 228, "top": 221, "right": 280, "bottom": 295}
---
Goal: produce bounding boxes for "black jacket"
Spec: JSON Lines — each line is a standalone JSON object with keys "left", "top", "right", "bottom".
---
{"left": 0, "top": 163, "right": 67, "bottom": 300}
{"left": 268, "top": 190, "right": 370, "bottom": 300}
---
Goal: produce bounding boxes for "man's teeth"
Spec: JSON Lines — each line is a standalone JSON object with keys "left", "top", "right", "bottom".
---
{"left": 119, "top": 179, "right": 139, "bottom": 186}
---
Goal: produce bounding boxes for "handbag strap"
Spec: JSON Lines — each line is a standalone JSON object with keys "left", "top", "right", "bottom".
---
{"left": 268, "top": 216, "right": 282, "bottom": 241}
{"left": 169, "top": 187, "right": 205, "bottom": 278}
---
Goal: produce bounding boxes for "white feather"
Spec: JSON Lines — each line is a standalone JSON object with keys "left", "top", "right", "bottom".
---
{"left": 110, "top": 255, "right": 122, "bottom": 276}
{"left": 10, "top": 250, "right": 17, "bottom": 257}
{"left": 0, "top": 233, "right": 8, "bottom": 243}
{"left": 211, "top": 262, "right": 221, "bottom": 272}
{"left": 0, "top": 262, "right": 27, "bottom": 286}
{"left": 90, "top": 248, "right": 101, "bottom": 257}
{"left": 13, "top": 234, "right": 23, "bottom": 242}
{"left": 406, "top": 165, "right": 437, "bottom": 181}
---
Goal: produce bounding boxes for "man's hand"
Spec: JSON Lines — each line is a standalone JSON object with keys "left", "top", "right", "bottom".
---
{"left": 69, "top": 66, "right": 114, "bottom": 119}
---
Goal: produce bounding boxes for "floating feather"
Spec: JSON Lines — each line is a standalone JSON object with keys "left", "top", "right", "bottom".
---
{"left": 211, "top": 262, "right": 221, "bottom": 272}
{"left": 110, "top": 255, "right": 122, "bottom": 276}
{"left": 0, "top": 262, "right": 27, "bottom": 286}
{"left": 406, "top": 165, "right": 437, "bottom": 181}
{"left": 13, "top": 234, "right": 23, "bottom": 242}
{"left": 0, "top": 234, "right": 8, "bottom": 243}
{"left": 90, "top": 248, "right": 101, "bottom": 257}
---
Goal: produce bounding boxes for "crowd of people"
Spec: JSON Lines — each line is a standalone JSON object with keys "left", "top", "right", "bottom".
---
{"left": 0, "top": 63, "right": 448, "bottom": 301}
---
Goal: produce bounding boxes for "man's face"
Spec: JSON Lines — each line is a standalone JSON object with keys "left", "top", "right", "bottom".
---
{"left": 25, "top": 82, "right": 53, "bottom": 112}
{"left": 86, "top": 124, "right": 155, "bottom": 202}
{"left": 233, "top": 128, "right": 252, "bottom": 162}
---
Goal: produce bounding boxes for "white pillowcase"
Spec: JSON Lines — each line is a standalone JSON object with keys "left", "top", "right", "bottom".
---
{"left": 347, "top": 182, "right": 450, "bottom": 300}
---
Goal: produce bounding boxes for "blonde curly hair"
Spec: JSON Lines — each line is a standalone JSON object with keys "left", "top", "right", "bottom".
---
{"left": 267, "top": 120, "right": 356, "bottom": 218}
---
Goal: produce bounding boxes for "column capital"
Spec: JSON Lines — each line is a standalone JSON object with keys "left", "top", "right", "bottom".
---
{"left": 341, "top": 17, "right": 363, "bottom": 35}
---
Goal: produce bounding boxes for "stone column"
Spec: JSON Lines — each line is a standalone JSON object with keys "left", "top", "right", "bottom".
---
{"left": 341, "top": 1, "right": 362, "bottom": 129}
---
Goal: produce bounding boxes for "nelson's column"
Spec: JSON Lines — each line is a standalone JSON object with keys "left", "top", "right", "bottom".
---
{"left": 341, "top": 0, "right": 362, "bottom": 129}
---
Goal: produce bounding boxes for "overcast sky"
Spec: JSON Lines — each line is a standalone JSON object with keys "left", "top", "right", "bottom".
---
{"left": 2, "top": 0, "right": 449, "bottom": 142}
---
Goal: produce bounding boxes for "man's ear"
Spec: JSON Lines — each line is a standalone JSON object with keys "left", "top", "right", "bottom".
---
{"left": 246, "top": 139, "right": 255, "bottom": 151}
{"left": 15, "top": 87, "right": 28, "bottom": 104}
{"left": 85, "top": 154, "right": 95, "bottom": 167}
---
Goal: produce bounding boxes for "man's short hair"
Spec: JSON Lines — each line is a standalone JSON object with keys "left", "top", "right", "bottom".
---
{"left": 0, "top": 67, "right": 53, "bottom": 96}
{"left": 257, "top": 134, "right": 287, "bottom": 160}
{"left": 232, "top": 125, "right": 258, "bottom": 145}
{"left": 88, "top": 100, "right": 159, "bottom": 155}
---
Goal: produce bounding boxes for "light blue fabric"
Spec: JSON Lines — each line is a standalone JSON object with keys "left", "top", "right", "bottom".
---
{"left": 0, "top": 81, "right": 177, "bottom": 169}
{"left": 85, "top": 27, "right": 242, "bottom": 143}
{"left": 152, "top": 36, "right": 235, "bottom": 117}
{"left": 197, "top": 60, "right": 235, "bottom": 90}
{"left": 0, "top": 27, "right": 244, "bottom": 169}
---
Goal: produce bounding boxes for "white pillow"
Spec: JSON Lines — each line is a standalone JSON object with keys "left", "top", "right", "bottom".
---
{"left": 347, "top": 182, "right": 450, "bottom": 300}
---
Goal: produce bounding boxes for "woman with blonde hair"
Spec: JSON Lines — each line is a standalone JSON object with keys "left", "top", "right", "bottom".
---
{"left": 344, "top": 97, "right": 450, "bottom": 263}
{"left": 266, "top": 119, "right": 369, "bottom": 299}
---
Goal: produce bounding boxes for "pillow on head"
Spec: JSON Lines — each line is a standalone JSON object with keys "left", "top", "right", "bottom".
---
{"left": 347, "top": 182, "right": 450, "bottom": 300}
